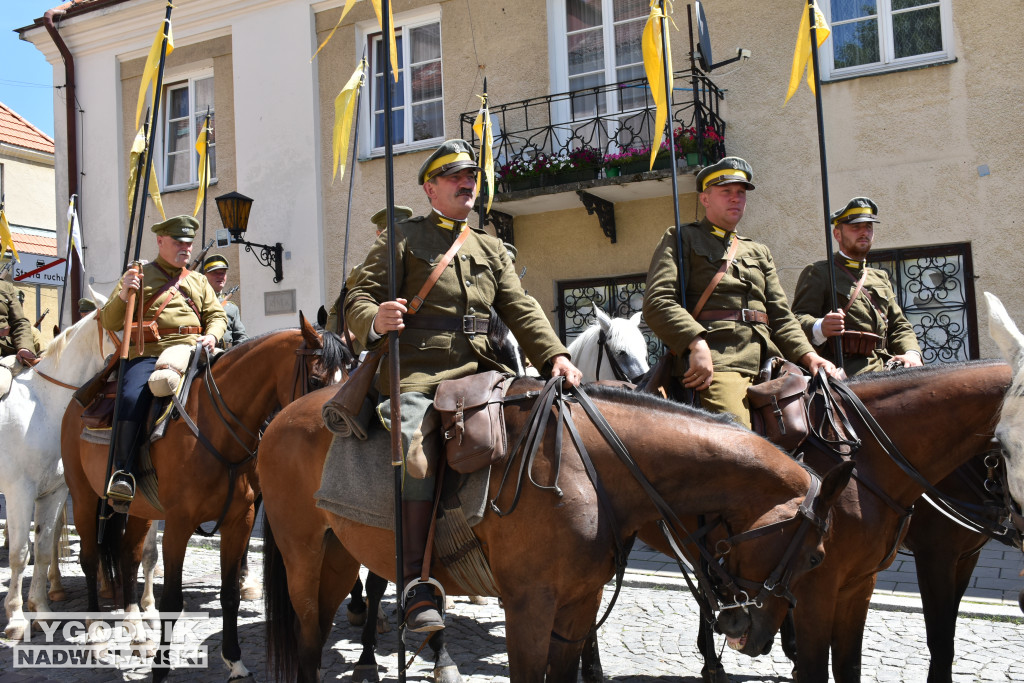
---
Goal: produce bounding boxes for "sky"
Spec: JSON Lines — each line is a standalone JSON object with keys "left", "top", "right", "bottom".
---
{"left": 0, "top": 1, "right": 61, "bottom": 138}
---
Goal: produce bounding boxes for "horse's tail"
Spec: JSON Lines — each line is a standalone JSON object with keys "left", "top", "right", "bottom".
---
{"left": 97, "top": 509, "right": 127, "bottom": 591}
{"left": 262, "top": 509, "right": 299, "bottom": 683}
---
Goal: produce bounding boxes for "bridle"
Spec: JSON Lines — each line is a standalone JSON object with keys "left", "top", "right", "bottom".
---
{"left": 28, "top": 317, "right": 120, "bottom": 391}
{"left": 594, "top": 328, "right": 645, "bottom": 383}
{"left": 490, "top": 378, "right": 832, "bottom": 641}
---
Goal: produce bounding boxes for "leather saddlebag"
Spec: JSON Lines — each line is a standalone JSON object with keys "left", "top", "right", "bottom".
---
{"left": 747, "top": 358, "right": 810, "bottom": 452}
{"left": 434, "top": 371, "right": 508, "bottom": 474}
{"left": 81, "top": 380, "right": 118, "bottom": 430}
{"left": 322, "top": 346, "right": 384, "bottom": 437}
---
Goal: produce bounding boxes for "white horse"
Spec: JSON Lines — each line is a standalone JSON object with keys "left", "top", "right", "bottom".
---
{"left": 986, "top": 291, "right": 1024, "bottom": 511}
{"left": 0, "top": 296, "right": 115, "bottom": 638}
{"left": 567, "top": 308, "right": 650, "bottom": 383}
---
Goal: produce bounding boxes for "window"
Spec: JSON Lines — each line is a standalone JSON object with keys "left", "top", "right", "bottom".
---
{"left": 162, "top": 74, "right": 216, "bottom": 189}
{"left": 557, "top": 273, "right": 663, "bottom": 366}
{"left": 822, "top": 0, "right": 953, "bottom": 79}
{"left": 868, "top": 242, "right": 978, "bottom": 363}
{"left": 367, "top": 19, "right": 444, "bottom": 152}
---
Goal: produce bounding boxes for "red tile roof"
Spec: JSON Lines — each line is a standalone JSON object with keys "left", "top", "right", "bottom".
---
{"left": 10, "top": 231, "right": 58, "bottom": 258}
{"left": 0, "top": 102, "right": 54, "bottom": 155}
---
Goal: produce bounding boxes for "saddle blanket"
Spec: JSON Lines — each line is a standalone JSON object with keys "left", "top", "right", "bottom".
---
{"left": 315, "top": 426, "right": 491, "bottom": 531}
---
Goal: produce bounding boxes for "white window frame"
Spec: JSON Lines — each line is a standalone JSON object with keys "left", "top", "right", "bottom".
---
{"left": 160, "top": 70, "right": 216, "bottom": 191}
{"left": 358, "top": 6, "right": 445, "bottom": 158}
{"left": 820, "top": 0, "right": 954, "bottom": 81}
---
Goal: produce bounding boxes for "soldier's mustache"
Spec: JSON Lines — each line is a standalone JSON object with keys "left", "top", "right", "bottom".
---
{"left": 456, "top": 188, "right": 474, "bottom": 197}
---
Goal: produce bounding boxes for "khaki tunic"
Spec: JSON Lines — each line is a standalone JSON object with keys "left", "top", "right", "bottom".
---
{"left": 643, "top": 219, "right": 815, "bottom": 379}
{"left": 346, "top": 211, "right": 568, "bottom": 395}
{"left": 792, "top": 255, "right": 922, "bottom": 375}
{"left": 0, "top": 280, "right": 34, "bottom": 356}
{"left": 101, "top": 256, "right": 227, "bottom": 359}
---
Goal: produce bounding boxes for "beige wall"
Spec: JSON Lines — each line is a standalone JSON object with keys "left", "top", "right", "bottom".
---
{"left": 1, "top": 154, "right": 55, "bottom": 231}
{"left": 119, "top": 35, "right": 245, "bottom": 311}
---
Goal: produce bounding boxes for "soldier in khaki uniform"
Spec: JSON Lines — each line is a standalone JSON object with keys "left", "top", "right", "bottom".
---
{"left": 0, "top": 280, "right": 36, "bottom": 362}
{"left": 100, "top": 215, "right": 227, "bottom": 511}
{"left": 792, "top": 197, "right": 923, "bottom": 376}
{"left": 643, "top": 157, "right": 838, "bottom": 428}
{"left": 346, "top": 139, "right": 582, "bottom": 632}
{"left": 201, "top": 254, "right": 249, "bottom": 349}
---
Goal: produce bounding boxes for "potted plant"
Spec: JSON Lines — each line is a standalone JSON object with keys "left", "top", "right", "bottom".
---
{"left": 498, "top": 154, "right": 550, "bottom": 192}
{"left": 545, "top": 146, "right": 603, "bottom": 186}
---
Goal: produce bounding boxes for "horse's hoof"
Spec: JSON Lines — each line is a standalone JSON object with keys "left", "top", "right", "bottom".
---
{"left": 48, "top": 588, "right": 66, "bottom": 602}
{"left": 347, "top": 605, "right": 368, "bottom": 627}
{"left": 4, "top": 620, "right": 27, "bottom": 640}
{"left": 468, "top": 595, "right": 487, "bottom": 605}
{"left": 352, "top": 663, "right": 381, "bottom": 683}
{"left": 434, "top": 664, "right": 463, "bottom": 683}
{"left": 701, "top": 664, "right": 730, "bottom": 683}
{"left": 221, "top": 653, "right": 253, "bottom": 680}
{"left": 239, "top": 584, "right": 262, "bottom": 601}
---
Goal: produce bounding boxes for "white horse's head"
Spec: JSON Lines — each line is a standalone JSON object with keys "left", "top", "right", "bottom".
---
{"left": 35, "top": 287, "right": 113, "bottom": 382}
{"left": 986, "top": 291, "right": 1024, "bottom": 510}
{"left": 567, "top": 308, "right": 649, "bottom": 383}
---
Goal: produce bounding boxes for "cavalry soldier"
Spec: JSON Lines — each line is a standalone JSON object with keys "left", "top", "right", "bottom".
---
{"left": 345, "top": 139, "right": 582, "bottom": 632}
{"left": 100, "top": 215, "right": 227, "bottom": 512}
{"left": 202, "top": 254, "right": 249, "bottom": 348}
{"left": 792, "top": 197, "right": 923, "bottom": 376}
{"left": 325, "top": 205, "right": 413, "bottom": 336}
{"left": 0, "top": 280, "right": 36, "bottom": 363}
{"left": 642, "top": 156, "right": 838, "bottom": 429}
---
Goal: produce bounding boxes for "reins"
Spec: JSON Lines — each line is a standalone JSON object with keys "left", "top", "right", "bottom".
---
{"left": 490, "top": 378, "right": 831, "bottom": 643}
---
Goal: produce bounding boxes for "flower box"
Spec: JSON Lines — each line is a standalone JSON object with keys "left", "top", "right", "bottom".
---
{"left": 546, "top": 167, "right": 600, "bottom": 186}
{"left": 507, "top": 176, "right": 544, "bottom": 192}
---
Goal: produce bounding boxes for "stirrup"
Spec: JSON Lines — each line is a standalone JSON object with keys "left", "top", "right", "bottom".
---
{"left": 105, "top": 470, "right": 136, "bottom": 502}
{"left": 403, "top": 576, "right": 447, "bottom": 609}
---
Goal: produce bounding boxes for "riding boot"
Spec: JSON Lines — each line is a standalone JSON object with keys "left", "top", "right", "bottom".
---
{"left": 106, "top": 419, "right": 143, "bottom": 513}
{"left": 401, "top": 500, "right": 444, "bottom": 633}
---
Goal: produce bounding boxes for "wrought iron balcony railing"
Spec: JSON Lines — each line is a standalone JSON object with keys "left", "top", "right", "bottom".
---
{"left": 460, "top": 68, "right": 726, "bottom": 194}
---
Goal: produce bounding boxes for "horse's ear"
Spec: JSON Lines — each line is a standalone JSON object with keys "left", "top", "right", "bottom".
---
{"left": 298, "top": 311, "right": 323, "bottom": 346}
{"left": 629, "top": 311, "right": 642, "bottom": 327}
{"left": 90, "top": 285, "right": 108, "bottom": 307}
{"left": 595, "top": 307, "right": 611, "bottom": 331}
{"left": 986, "top": 292, "right": 1024, "bottom": 371}
{"left": 816, "top": 460, "right": 855, "bottom": 514}
{"left": 317, "top": 305, "right": 328, "bottom": 327}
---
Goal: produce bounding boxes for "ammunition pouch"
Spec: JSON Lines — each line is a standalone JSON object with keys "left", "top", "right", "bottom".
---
{"left": 747, "top": 357, "right": 811, "bottom": 452}
{"left": 434, "top": 371, "right": 509, "bottom": 474}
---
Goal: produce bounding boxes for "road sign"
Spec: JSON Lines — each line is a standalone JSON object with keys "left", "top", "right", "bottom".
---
{"left": 12, "top": 253, "right": 66, "bottom": 286}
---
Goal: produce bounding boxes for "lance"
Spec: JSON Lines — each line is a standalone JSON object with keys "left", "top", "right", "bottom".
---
{"left": 123, "top": 117, "right": 149, "bottom": 273}
{"left": 475, "top": 77, "right": 488, "bottom": 233}
{"left": 806, "top": 0, "right": 844, "bottom": 369}
{"left": 58, "top": 194, "right": 78, "bottom": 330}
{"left": 660, "top": 2, "right": 687, "bottom": 313}
{"left": 337, "top": 53, "right": 367, "bottom": 336}
{"left": 380, "top": 1, "right": 407, "bottom": 676}
{"left": 200, "top": 109, "right": 211, "bottom": 245}
{"left": 100, "top": 1, "right": 174, "bottom": 544}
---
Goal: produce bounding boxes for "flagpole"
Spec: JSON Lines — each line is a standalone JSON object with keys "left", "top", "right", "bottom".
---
{"left": 200, "top": 109, "right": 211, "bottom": 245}
{"left": 659, "top": 1, "right": 684, "bottom": 303}
{"left": 58, "top": 195, "right": 77, "bottom": 329}
{"left": 341, "top": 55, "right": 366, "bottom": 282}
{"left": 380, "top": 1, "right": 406, "bottom": 677}
{"left": 123, "top": 118, "right": 149, "bottom": 273}
{"left": 100, "top": 1, "right": 174, "bottom": 545}
{"left": 476, "top": 77, "right": 488, "bottom": 232}
{"left": 806, "top": 0, "right": 844, "bottom": 369}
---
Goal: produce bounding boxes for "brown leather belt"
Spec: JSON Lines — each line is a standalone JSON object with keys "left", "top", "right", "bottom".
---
{"left": 404, "top": 314, "right": 490, "bottom": 335}
{"left": 0, "top": 326, "right": 9, "bottom": 337}
{"left": 696, "top": 309, "right": 769, "bottom": 325}
{"left": 158, "top": 325, "right": 203, "bottom": 335}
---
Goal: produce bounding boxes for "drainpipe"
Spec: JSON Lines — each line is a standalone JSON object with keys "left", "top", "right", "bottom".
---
{"left": 43, "top": 8, "right": 81, "bottom": 324}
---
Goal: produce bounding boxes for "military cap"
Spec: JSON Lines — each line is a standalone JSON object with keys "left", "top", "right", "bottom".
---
{"left": 370, "top": 206, "right": 414, "bottom": 234}
{"left": 503, "top": 242, "right": 517, "bottom": 263}
{"left": 78, "top": 298, "right": 97, "bottom": 314}
{"left": 831, "top": 197, "right": 880, "bottom": 225}
{"left": 418, "top": 139, "right": 482, "bottom": 185}
{"left": 695, "top": 156, "right": 755, "bottom": 193}
{"left": 150, "top": 215, "right": 199, "bottom": 243}
{"left": 202, "top": 254, "right": 230, "bottom": 272}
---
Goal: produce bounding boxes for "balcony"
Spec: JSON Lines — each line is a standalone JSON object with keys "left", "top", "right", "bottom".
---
{"left": 460, "top": 68, "right": 726, "bottom": 244}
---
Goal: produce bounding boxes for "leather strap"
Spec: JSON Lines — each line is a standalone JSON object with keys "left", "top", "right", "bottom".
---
{"left": 696, "top": 308, "right": 769, "bottom": 325}
{"left": 691, "top": 235, "right": 740, "bottom": 319}
{"left": 158, "top": 325, "right": 203, "bottom": 335}
{"left": 842, "top": 266, "right": 869, "bottom": 315}
{"left": 404, "top": 314, "right": 489, "bottom": 334}
{"left": 407, "top": 227, "right": 470, "bottom": 315}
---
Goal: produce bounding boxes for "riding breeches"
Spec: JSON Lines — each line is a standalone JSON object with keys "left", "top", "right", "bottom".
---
{"left": 118, "top": 356, "right": 158, "bottom": 422}
{"left": 699, "top": 371, "right": 754, "bottom": 430}
{"left": 377, "top": 391, "right": 442, "bottom": 501}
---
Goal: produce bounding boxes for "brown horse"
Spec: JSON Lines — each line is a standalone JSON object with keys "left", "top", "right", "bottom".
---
{"left": 258, "top": 378, "right": 854, "bottom": 682}
{"left": 60, "top": 314, "right": 345, "bottom": 682}
{"left": 785, "top": 360, "right": 1013, "bottom": 682}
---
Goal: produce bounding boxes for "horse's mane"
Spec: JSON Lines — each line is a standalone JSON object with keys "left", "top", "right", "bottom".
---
{"left": 566, "top": 324, "right": 600, "bottom": 358}
{"left": 219, "top": 326, "right": 348, "bottom": 375}
{"left": 845, "top": 358, "right": 1006, "bottom": 386}
{"left": 39, "top": 311, "right": 99, "bottom": 366}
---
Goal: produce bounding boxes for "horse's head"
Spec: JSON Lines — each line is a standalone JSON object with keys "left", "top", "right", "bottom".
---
{"left": 986, "top": 292, "right": 1024, "bottom": 514}
{"left": 569, "top": 309, "right": 650, "bottom": 383}
{"left": 711, "top": 460, "right": 854, "bottom": 656}
{"left": 293, "top": 311, "right": 348, "bottom": 398}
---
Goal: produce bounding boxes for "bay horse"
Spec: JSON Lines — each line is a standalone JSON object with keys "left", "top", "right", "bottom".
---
{"left": 258, "top": 377, "right": 853, "bottom": 682}
{"left": 60, "top": 314, "right": 345, "bottom": 682}
{"left": 0, "top": 301, "right": 116, "bottom": 639}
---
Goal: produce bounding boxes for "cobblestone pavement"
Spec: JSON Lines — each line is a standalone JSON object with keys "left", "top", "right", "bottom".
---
{"left": 0, "top": 533, "right": 1021, "bottom": 682}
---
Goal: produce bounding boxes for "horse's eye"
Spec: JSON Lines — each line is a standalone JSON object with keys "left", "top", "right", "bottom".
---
{"left": 808, "top": 551, "right": 824, "bottom": 569}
